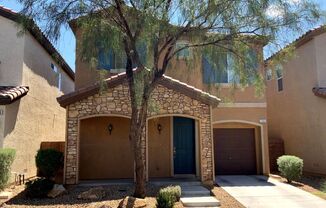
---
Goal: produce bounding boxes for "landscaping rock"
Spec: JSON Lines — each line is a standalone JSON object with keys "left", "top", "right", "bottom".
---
{"left": 47, "top": 184, "right": 67, "bottom": 198}
{"left": 118, "top": 196, "right": 146, "bottom": 208}
{"left": 77, "top": 187, "right": 106, "bottom": 200}
{"left": 98, "top": 205, "right": 113, "bottom": 208}
{"left": 0, "top": 191, "right": 12, "bottom": 199}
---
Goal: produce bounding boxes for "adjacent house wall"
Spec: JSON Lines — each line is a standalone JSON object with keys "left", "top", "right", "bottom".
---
{"left": 1, "top": 16, "right": 74, "bottom": 178}
{"left": 0, "top": 16, "right": 24, "bottom": 86}
{"left": 266, "top": 34, "right": 326, "bottom": 175}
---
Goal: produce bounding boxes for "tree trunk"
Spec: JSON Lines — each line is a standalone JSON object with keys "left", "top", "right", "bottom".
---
{"left": 130, "top": 104, "right": 148, "bottom": 198}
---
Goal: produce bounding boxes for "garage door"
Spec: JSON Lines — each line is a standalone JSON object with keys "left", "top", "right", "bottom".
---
{"left": 79, "top": 117, "right": 134, "bottom": 180}
{"left": 214, "top": 128, "right": 256, "bottom": 175}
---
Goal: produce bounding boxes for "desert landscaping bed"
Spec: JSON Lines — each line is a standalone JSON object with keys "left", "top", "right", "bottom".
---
{"left": 271, "top": 173, "right": 326, "bottom": 200}
{"left": 0, "top": 183, "right": 243, "bottom": 208}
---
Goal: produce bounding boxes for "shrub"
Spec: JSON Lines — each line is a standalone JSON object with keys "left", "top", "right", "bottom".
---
{"left": 25, "top": 178, "right": 54, "bottom": 198}
{"left": 36, "top": 149, "right": 63, "bottom": 179}
{"left": 156, "top": 186, "right": 181, "bottom": 208}
{"left": 0, "top": 148, "right": 16, "bottom": 191}
{"left": 320, "top": 180, "right": 326, "bottom": 193}
{"left": 277, "top": 155, "right": 303, "bottom": 183}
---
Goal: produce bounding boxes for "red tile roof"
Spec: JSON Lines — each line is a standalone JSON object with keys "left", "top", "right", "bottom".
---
{"left": 57, "top": 70, "right": 220, "bottom": 107}
{"left": 0, "top": 6, "right": 75, "bottom": 80}
{"left": 0, "top": 86, "right": 29, "bottom": 104}
{"left": 266, "top": 25, "right": 326, "bottom": 62}
{"left": 312, "top": 87, "right": 326, "bottom": 98}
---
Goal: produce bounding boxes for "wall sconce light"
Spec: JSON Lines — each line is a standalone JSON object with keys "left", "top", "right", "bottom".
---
{"left": 157, "top": 124, "right": 162, "bottom": 134}
{"left": 108, "top": 124, "right": 113, "bottom": 135}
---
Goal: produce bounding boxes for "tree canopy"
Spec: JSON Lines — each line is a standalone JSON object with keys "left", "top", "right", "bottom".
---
{"left": 17, "top": 0, "right": 323, "bottom": 197}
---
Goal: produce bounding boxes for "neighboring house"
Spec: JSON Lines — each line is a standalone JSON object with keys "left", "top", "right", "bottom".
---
{"left": 58, "top": 17, "right": 270, "bottom": 185}
{"left": 265, "top": 26, "right": 326, "bottom": 175}
{"left": 0, "top": 6, "right": 74, "bottom": 179}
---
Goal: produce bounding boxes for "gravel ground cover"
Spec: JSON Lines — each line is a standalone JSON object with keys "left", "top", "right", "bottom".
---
{"left": 0, "top": 183, "right": 242, "bottom": 208}
{"left": 211, "top": 185, "right": 244, "bottom": 208}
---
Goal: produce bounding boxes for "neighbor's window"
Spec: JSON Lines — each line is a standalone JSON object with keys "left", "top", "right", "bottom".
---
{"left": 276, "top": 65, "right": 283, "bottom": 92}
{"left": 175, "top": 41, "right": 192, "bottom": 59}
{"left": 266, "top": 68, "right": 272, "bottom": 81}
{"left": 51, "top": 63, "right": 62, "bottom": 90}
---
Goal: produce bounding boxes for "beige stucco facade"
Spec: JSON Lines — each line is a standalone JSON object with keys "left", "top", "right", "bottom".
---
{"left": 0, "top": 15, "right": 74, "bottom": 178}
{"left": 266, "top": 30, "right": 326, "bottom": 175}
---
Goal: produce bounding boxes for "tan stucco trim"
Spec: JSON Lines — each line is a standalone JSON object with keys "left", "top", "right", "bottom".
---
{"left": 212, "top": 120, "right": 266, "bottom": 174}
{"left": 218, "top": 103, "right": 267, "bottom": 108}
{"left": 170, "top": 117, "right": 174, "bottom": 177}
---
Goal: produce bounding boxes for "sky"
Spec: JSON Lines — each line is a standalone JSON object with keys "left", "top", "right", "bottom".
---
{"left": 0, "top": 0, "right": 326, "bottom": 71}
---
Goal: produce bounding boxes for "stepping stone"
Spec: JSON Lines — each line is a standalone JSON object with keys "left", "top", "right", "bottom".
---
{"left": 181, "top": 185, "right": 211, "bottom": 197}
{"left": 181, "top": 196, "right": 220, "bottom": 207}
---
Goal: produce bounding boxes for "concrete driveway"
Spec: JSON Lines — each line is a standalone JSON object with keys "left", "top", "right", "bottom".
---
{"left": 216, "top": 175, "right": 326, "bottom": 208}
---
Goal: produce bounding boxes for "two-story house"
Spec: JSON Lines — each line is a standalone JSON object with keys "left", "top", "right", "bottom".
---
{"left": 57, "top": 16, "right": 270, "bottom": 185}
{"left": 0, "top": 6, "right": 74, "bottom": 179}
{"left": 266, "top": 26, "right": 326, "bottom": 176}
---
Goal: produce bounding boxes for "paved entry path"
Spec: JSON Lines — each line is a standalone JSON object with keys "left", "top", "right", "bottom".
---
{"left": 216, "top": 175, "right": 326, "bottom": 208}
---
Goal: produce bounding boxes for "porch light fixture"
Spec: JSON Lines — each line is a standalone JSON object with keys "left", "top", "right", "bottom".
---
{"left": 108, "top": 124, "right": 113, "bottom": 135}
{"left": 157, "top": 124, "right": 162, "bottom": 134}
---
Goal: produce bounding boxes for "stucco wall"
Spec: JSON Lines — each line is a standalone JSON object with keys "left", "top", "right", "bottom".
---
{"left": 266, "top": 36, "right": 326, "bottom": 175}
{"left": 0, "top": 16, "right": 24, "bottom": 85}
{"left": 1, "top": 20, "right": 74, "bottom": 178}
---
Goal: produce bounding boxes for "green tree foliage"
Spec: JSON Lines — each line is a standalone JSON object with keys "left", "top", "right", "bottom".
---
{"left": 0, "top": 148, "right": 16, "bottom": 191}
{"left": 17, "top": 0, "right": 322, "bottom": 197}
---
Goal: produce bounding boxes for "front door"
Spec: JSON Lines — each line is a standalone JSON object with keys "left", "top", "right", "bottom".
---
{"left": 173, "top": 117, "right": 195, "bottom": 175}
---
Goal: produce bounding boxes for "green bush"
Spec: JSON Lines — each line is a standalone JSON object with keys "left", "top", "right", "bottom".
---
{"left": 25, "top": 178, "right": 54, "bottom": 198}
{"left": 320, "top": 180, "right": 326, "bottom": 193}
{"left": 277, "top": 155, "right": 303, "bottom": 183}
{"left": 36, "top": 149, "right": 63, "bottom": 179}
{"left": 0, "top": 148, "right": 16, "bottom": 191}
{"left": 156, "top": 186, "right": 181, "bottom": 208}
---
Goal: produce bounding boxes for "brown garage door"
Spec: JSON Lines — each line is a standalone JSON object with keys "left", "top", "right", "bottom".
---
{"left": 214, "top": 128, "right": 256, "bottom": 175}
{"left": 79, "top": 117, "right": 134, "bottom": 180}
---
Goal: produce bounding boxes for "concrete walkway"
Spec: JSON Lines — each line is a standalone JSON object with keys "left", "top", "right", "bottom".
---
{"left": 216, "top": 175, "right": 326, "bottom": 208}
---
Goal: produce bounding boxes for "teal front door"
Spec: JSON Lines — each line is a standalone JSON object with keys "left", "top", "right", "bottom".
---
{"left": 173, "top": 117, "right": 195, "bottom": 175}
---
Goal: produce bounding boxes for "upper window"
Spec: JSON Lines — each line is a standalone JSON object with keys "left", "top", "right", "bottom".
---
{"left": 202, "top": 52, "right": 228, "bottom": 84}
{"left": 98, "top": 42, "right": 147, "bottom": 72}
{"left": 202, "top": 48, "right": 258, "bottom": 84}
{"left": 175, "top": 41, "right": 191, "bottom": 59}
{"left": 266, "top": 68, "right": 272, "bottom": 81}
{"left": 276, "top": 64, "right": 283, "bottom": 92}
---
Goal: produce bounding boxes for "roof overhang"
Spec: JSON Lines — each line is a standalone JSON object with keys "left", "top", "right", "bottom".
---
{"left": 0, "top": 86, "right": 29, "bottom": 105}
{"left": 57, "top": 71, "right": 220, "bottom": 108}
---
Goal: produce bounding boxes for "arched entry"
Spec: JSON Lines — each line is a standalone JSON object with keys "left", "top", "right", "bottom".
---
{"left": 213, "top": 121, "right": 263, "bottom": 175}
{"left": 147, "top": 115, "right": 199, "bottom": 179}
{"left": 79, "top": 116, "right": 133, "bottom": 180}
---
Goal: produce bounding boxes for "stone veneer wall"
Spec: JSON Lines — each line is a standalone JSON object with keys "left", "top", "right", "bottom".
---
{"left": 65, "top": 83, "right": 213, "bottom": 184}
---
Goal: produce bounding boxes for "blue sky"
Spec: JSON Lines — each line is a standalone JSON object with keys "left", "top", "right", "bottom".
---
{"left": 0, "top": 0, "right": 326, "bottom": 71}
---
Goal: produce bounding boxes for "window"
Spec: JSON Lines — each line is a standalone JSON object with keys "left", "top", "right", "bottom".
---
{"left": 51, "top": 63, "right": 62, "bottom": 90}
{"left": 98, "top": 42, "right": 147, "bottom": 72}
{"left": 276, "top": 65, "right": 283, "bottom": 91}
{"left": 266, "top": 68, "right": 272, "bottom": 81}
{"left": 175, "top": 41, "right": 191, "bottom": 59}
{"left": 202, "top": 51, "right": 238, "bottom": 84}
